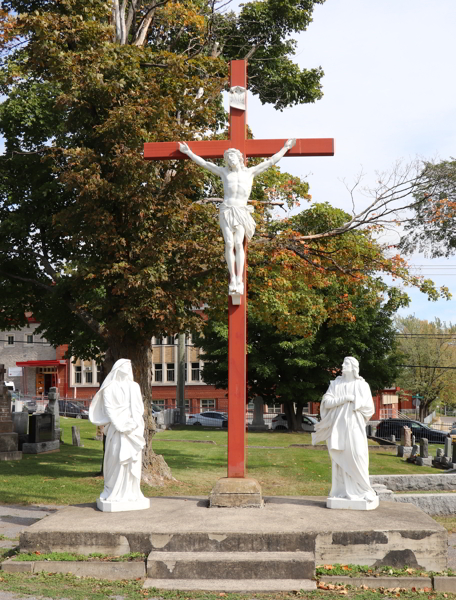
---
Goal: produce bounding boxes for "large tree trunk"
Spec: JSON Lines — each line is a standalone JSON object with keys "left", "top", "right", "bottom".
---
{"left": 104, "top": 340, "right": 175, "bottom": 486}
{"left": 283, "top": 401, "right": 304, "bottom": 432}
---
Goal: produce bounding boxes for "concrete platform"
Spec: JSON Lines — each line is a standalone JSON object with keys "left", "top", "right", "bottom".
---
{"left": 19, "top": 496, "right": 447, "bottom": 572}
{"left": 143, "top": 578, "right": 317, "bottom": 592}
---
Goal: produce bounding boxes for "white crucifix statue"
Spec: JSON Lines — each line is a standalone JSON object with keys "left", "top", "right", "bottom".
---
{"left": 178, "top": 139, "right": 296, "bottom": 296}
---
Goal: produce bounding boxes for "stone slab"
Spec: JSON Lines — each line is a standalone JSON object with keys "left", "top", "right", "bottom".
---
{"left": 22, "top": 440, "right": 59, "bottom": 454}
{"left": 0, "top": 451, "right": 22, "bottom": 461}
{"left": 19, "top": 496, "right": 447, "bottom": 571}
{"left": 320, "top": 575, "right": 433, "bottom": 590}
{"left": 147, "top": 550, "right": 314, "bottom": 580}
{"left": 210, "top": 477, "right": 263, "bottom": 508}
{"left": 1, "top": 558, "right": 145, "bottom": 580}
{"left": 434, "top": 576, "right": 456, "bottom": 592}
{"left": 0, "top": 433, "right": 18, "bottom": 453}
{"left": 370, "top": 473, "right": 456, "bottom": 491}
{"left": 97, "top": 497, "right": 150, "bottom": 513}
{"left": 393, "top": 493, "right": 456, "bottom": 516}
{"left": 143, "top": 578, "right": 317, "bottom": 592}
{"left": 327, "top": 496, "right": 379, "bottom": 511}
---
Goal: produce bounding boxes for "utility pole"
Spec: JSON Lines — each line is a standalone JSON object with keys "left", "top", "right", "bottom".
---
{"left": 177, "top": 333, "right": 187, "bottom": 424}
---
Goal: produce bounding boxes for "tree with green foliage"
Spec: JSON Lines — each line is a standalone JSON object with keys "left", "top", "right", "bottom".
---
{"left": 0, "top": 0, "right": 330, "bottom": 481}
{"left": 196, "top": 208, "right": 408, "bottom": 431}
{"left": 395, "top": 316, "right": 456, "bottom": 420}
{"left": 0, "top": 0, "right": 448, "bottom": 478}
{"left": 401, "top": 160, "right": 456, "bottom": 257}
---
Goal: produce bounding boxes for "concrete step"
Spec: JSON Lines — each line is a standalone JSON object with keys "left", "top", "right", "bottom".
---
{"left": 0, "top": 421, "right": 14, "bottom": 433}
{"left": 150, "top": 532, "right": 316, "bottom": 553}
{"left": 143, "top": 578, "right": 317, "bottom": 592}
{"left": 147, "top": 551, "right": 315, "bottom": 580}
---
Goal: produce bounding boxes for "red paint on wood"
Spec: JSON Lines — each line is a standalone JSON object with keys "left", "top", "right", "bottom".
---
{"left": 227, "top": 254, "right": 247, "bottom": 478}
{"left": 144, "top": 138, "right": 334, "bottom": 160}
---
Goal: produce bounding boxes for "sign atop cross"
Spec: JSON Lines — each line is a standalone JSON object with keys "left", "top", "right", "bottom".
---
{"left": 144, "top": 60, "right": 334, "bottom": 480}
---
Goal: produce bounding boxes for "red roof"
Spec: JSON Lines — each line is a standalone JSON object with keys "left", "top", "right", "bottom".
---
{"left": 16, "top": 360, "right": 66, "bottom": 367}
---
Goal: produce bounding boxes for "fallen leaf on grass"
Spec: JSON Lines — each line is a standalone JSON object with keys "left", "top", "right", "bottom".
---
{"left": 405, "top": 568, "right": 416, "bottom": 574}
{"left": 339, "top": 591, "right": 348, "bottom": 595}
{"left": 342, "top": 566, "right": 352, "bottom": 571}
{"left": 422, "top": 588, "right": 432, "bottom": 592}
{"left": 324, "top": 564, "right": 334, "bottom": 570}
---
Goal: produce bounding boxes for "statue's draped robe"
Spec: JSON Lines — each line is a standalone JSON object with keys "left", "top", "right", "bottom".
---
{"left": 312, "top": 377, "right": 377, "bottom": 502}
{"left": 89, "top": 380, "right": 146, "bottom": 502}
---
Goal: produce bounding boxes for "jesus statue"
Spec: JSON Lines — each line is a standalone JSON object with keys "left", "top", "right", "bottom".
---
{"left": 179, "top": 138, "right": 296, "bottom": 295}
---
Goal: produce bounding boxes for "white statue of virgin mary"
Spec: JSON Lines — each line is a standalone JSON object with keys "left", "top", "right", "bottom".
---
{"left": 312, "top": 356, "right": 379, "bottom": 510}
{"left": 89, "top": 359, "right": 150, "bottom": 512}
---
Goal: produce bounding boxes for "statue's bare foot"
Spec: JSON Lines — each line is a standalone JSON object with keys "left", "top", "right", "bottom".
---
{"left": 228, "top": 280, "right": 237, "bottom": 294}
{"left": 236, "top": 282, "right": 244, "bottom": 295}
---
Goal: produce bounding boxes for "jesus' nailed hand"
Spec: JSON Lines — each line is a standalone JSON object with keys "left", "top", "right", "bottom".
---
{"left": 178, "top": 138, "right": 296, "bottom": 296}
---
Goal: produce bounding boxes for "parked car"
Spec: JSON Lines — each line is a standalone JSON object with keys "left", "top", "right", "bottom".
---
{"left": 271, "top": 414, "right": 318, "bottom": 432}
{"left": 151, "top": 403, "right": 162, "bottom": 417}
{"left": 376, "top": 419, "right": 447, "bottom": 444}
{"left": 57, "top": 400, "right": 89, "bottom": 419}
{"left": 187, "top": 411, "right": 228, "bottom": 427}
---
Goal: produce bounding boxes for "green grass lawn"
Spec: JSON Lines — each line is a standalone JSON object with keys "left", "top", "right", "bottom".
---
{"left": 0, "top": 418, "right": 440, "bottom": 506}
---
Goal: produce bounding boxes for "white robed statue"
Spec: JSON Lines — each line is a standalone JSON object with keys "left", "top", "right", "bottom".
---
{"left": 89, "top": 359, "right": 150, "bottom": 512}
{"left": 312, "top": 356, "right": 379, "bottom": 511}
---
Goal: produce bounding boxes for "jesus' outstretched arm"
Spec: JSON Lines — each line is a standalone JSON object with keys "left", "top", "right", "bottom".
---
{"left": 249, "top": 138, "right": 296, "bottom": 176}
{"left": 178, "top": 142, "right": 224, "bottom": 177}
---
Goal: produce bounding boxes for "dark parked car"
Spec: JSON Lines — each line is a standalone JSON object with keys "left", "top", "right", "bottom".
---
{"left": 57, "top": 400, "right": 89, "bottom": 419}
{"left": 376, "top": 419, "right": 447, "bottom": 444}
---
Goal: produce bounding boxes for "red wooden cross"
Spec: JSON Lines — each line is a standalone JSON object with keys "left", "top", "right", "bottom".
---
{"left": 144, "top": 60, "right": 334, "bottom": 479}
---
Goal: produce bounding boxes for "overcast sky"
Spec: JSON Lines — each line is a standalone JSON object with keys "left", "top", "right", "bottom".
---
{"left": 231, "top": 0, "right": 456, "bottom": 323}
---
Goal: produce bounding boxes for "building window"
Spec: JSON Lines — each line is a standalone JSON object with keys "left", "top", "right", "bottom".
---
{"left": 75, "top": 366, "right": 82, "bottom": 384}
{"left": 85, "top": 370, "right": 93, "bottom": 384}
{"left": 7, "top": 335, "right": 14, "bottom": 346}
{"left": 26, "top": 335, "right": 33, "bottom": 344}
{"left": 166, "top": 336, "right": 175, "bottom": 345}
{"left": 201, "top": 399, "right": 215, "bottom": 410}
{"left": 167, "top": 363, "right": 175, "bottom": 382}
{"left": 191, "top": 363, "right": 200, "bottom": 382}
{"left": 153, "top": 399, "right": 165, "bottom": 409}
{"left": 154, "top": 364, "right": 163, "bottom": 382}
{"left": 97, "top": 365, "right": 102, "bottom": 383}
{"left": 154, "top": 336, "right": 162, "bottom": 345}
{"left": 185, "top": 399, "right": 190, "bottom": 413}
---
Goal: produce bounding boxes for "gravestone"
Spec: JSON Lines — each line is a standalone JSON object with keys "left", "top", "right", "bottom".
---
{"left": 420, "top": 437, "right": 429, "bottom": 458}
{"left": 445, "top": 436, "right": 452, "bottom": 459}
{"left": 45, "top": 387, "right": 62, "bottom": 443}
{"left": 0, "top": 364, "right": 22, "bottom": 461}
{"left": 22, "top": 414, "right": 60, "bottom": 454}
{"left": 72, "top": 426, "right": 82, "bottom": 447}
{"left": 406, "top": 443, "right": 419, "bottom": 463}
{"left": 397, "top": 426, "right": 413, "bottom": 458}
{"left": 416, "top": 438, "right": 432, "bottom": 466}
{"left": 12, "top": 409, "right": 29, "bottom": 450}
{"left": 249, "top": 396, "right": 268, "bottom": 431}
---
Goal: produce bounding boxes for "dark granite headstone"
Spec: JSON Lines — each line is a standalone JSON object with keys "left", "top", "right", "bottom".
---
{"left": 29, "top": 414, "right": 54, "bottom": 443}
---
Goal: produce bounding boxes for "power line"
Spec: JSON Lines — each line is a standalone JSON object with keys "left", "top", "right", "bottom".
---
{"left": 400, "top": 365, "right": 456, "bottom": 370}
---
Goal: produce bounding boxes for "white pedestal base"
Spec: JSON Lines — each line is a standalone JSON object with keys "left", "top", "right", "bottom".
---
{"left": 326, "top": 496, "right": 379, "bottom": 511}
{"left": 96, "top": 497, "right": 150, "bottom": 513}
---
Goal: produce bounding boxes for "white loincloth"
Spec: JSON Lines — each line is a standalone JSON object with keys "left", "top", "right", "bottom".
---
{"left": 219, "top": 203, "right": 256, "bottom": 241}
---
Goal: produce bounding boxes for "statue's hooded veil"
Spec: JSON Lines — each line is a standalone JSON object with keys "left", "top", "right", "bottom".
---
{"left": 89, "top": 359, "right": 133, "bottom": 425}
